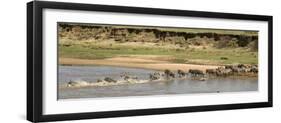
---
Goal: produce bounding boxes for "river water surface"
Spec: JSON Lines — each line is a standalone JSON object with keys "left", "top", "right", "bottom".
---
{"left": 58, "top": 65, "right": 258, "bottom": 99}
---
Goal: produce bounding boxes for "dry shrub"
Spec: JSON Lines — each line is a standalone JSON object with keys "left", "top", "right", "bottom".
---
{"left": 248, "top": 40, "right": 258, "bottom": 51}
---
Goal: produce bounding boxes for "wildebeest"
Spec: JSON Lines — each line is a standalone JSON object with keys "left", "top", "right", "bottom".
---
{"left": 189, "top": 69, "right": 204, "bottom": 77}
{"left": 104, "top": 77, "right": 117, "bottom": 83}
{"left": 149, "top": 72, "right": 161, "bottom": 80}
{"left": 67, "top": 80, "right": 79, "bottom": 87}
{"left": 225, "top": 65, "right": 234, "bottom": 70}
{"left": 224, "top": 65, "right": 248, "bottom": 74}
{"left": 120, "top": 72, "right": 129, "bottom": 78}
{"left": 164, "top": 69, "right": 176, "bottom": 79}
{"left": 96, "top": 79, "right": 103, "bottom": 82}
{"left": 177, "top": 69, "right": 186, "bottom": 78}
{"left": 206, "top": 69, "right": 216, "bottom": 75}
{"left": 250, "top": 67, "right": 258, "bottom": 73}
{"left": 244, "top": 68, "right": 252, "bottom": 72}
{"left": 216, "top": 68, "right": 233, "bottom": 76}
{"left": 120, "top": 72, "right": 138, "bottom": 80}
{"left": 67, "top": 80, "right": 89, "bottom": 87}
{"left": 217, "top": 64, "right": 258, "bottom": 76}
{"left": 238, "top": 64, "right": 246, "bottom": 68}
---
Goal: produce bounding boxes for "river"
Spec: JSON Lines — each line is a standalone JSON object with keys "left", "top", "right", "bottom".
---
{"left": 58, "top": 65, "right": 258, "bottom": 99}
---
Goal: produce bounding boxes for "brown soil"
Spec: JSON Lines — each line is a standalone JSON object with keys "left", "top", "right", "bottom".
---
{"left": 59, "top": 57, "right": 220, "bottom": 72}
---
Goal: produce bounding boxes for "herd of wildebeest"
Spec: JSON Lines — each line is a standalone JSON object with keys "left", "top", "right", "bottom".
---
{"left": 66, "top": 64, "right": 258, "bottom": 87}
{"left": 99, "top": 64, "right": 258, "bottom": 83}
{"left": 149, "top": 64, "right": 258, "bottom": 81}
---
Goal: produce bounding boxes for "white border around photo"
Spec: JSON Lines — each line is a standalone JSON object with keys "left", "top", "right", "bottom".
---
{"left": 42, "top": 8, "right": 268, "bottom": 115}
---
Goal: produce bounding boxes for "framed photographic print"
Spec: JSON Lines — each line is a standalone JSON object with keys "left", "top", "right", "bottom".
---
{"left": 27, "top": 1, "right": 273, "bottom": 122}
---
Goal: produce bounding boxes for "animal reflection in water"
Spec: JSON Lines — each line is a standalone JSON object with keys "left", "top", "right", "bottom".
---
{"left": 66, "top": 64, "right": 258, "bottom": 88}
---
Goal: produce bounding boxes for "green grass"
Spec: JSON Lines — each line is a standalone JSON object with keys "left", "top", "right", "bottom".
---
{"left": 59, "top": 43, "right": 258, "bottom": 65}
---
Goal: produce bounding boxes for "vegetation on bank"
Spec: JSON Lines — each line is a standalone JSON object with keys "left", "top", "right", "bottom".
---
{"left": 59, "top": 41, "right": 258, "bottom": 65}
{"left": 58, "top": 23, "right": 258, "bottom": 65}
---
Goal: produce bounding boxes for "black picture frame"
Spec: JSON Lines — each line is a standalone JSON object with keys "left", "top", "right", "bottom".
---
{"left": 27, "top": 1, "right": 273, "bottom": 122}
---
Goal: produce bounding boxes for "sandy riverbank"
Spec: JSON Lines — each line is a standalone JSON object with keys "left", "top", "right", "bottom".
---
{"left": 59, "top": 57, "right": 220, "bottom": 72}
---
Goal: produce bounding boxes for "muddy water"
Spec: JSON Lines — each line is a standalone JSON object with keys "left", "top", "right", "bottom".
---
{"left": 58, "top": 65, "right": 258, "bottom": 99}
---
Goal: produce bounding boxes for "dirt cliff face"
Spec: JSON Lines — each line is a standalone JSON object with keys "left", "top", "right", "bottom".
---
{"left": 58, "top": 23, "right": 258, "bottom": 49}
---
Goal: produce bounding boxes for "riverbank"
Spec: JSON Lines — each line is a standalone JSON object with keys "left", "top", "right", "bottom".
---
{"left": 59, "top": 57, "right": 220, "bottom": 71}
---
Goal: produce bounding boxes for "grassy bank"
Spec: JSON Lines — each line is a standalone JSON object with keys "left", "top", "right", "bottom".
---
{"left": 59, "top": 41, "right": 258, "bottom": 65}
